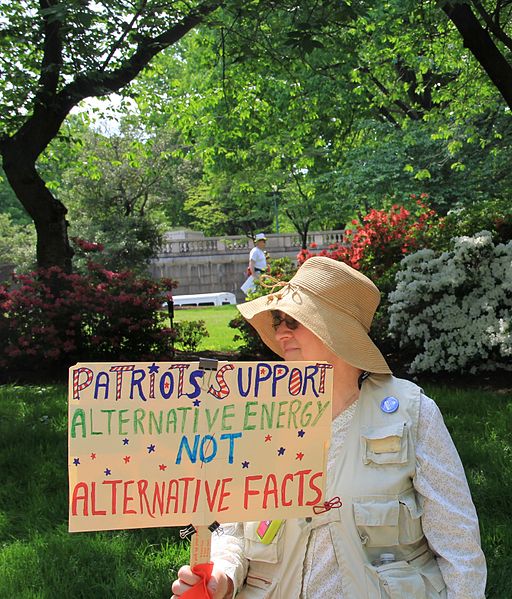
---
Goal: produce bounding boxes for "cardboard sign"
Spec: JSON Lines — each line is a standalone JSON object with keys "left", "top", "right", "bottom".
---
{"left": 68, "top": 361, "right": 333, "bottom": 532}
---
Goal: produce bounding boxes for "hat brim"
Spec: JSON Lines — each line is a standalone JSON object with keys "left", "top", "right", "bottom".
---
{"left": 237, "top": 288, "right": 391, "bottom": 374}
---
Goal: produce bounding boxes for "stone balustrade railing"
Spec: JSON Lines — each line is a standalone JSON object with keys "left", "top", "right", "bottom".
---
{"left": 156, "top": 230, "right": 346, "bottom": 257}
{"left": 151, "top": 229, "right": 347, "bottom": 298}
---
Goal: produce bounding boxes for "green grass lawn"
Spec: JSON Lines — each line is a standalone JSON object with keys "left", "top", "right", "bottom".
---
{"left": 172, "top": 304, "right": 241, "bottom": 352}
{"left": 423, "top": 384, "right": 512, "bottom": 598}
{"left": 0, "top": 381, "right": 510, "bottom": 597}
{"left": 0, "top": 384, "right": 187, "bottom": 599}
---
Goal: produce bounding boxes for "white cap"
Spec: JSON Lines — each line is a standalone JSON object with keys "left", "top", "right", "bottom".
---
{"left": 255, "top": 233, "right": 267, "bottom": 241}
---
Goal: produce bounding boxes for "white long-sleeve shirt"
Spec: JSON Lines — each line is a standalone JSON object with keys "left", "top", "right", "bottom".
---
{"left": 211, "top": 393, "right": 487, "bottom": 599}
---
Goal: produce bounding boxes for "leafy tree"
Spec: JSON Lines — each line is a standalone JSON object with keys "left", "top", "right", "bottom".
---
{"left": 0, "top": 213, "right": 36, "bottom": 279}
{"left": 0, "top": 0, "right": 221, "bottom": 275}
{"left": 183, "top": 175, "right": 275, "bottom": 237}
{"left": 136, "top": 26, "right": 362, "bottom": 236}
{"left": 331, "top": 116, "right": 512, "bottom": 214}
{"left": 134, "top": 0, "right": 512, "bottom": 238}
{"left": 70, "top": 215, "right": 162, "bottom": 276}
{"left": 3, "top": 0, "right": 512, "bottom": 278}
{"left": 0, "top": 169, "right": 32, "bottom": 225}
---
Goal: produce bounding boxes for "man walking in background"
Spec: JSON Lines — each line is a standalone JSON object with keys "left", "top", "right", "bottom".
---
{"left": 241, "top": 233, "right": 268, "bottom": 295}
{"left": 248, "top": 233, "right": 267, "bottom": 279}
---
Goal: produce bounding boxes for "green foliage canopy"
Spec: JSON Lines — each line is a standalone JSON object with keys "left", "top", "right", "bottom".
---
{"left": 134, "top": 0, "right": 512, "bottom": 238}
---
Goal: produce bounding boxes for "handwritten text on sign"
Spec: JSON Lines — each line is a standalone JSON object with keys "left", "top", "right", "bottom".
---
{"left": 68, "top": 361, "right": 333, "bottom": 532}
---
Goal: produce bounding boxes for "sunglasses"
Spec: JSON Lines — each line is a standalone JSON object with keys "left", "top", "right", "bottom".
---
{"left": 271, "top": 310, "right": 299, "bottom": 331}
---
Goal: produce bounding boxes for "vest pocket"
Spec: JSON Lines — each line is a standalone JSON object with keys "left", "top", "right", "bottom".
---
{"left": 243, "top": 521, "right": 284, "bottom": 563}
{"left": 397, "top": 488, "right": 424, "bottom": 544}
{"left": 368, "top": 560, "right": 427, "bottom": 598}
{"left": 410, "top": 550, "right": 447, "bottom": 596}
{"left": 237, "top": 575, "right": 280, "bottom": 599}
{"left": 354, "top": 496, "right": 399, "bottom": 546}
{"left": 361, "top": 422, "right": 408, "bottom": 465}
{"left": 364, "top": 557, "right": 447, "bottom": 599}
{"left": 353, "top": 488, "right": 423, "bottom": 547}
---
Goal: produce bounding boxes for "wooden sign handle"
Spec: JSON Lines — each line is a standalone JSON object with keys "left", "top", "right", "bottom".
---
{"left": 190, "top": 525, "right": 212, "bottom": 566}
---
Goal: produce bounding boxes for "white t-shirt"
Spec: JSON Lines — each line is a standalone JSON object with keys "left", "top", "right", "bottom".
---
{"left": 249, "top": 246, "right": 266, "bottom": 272}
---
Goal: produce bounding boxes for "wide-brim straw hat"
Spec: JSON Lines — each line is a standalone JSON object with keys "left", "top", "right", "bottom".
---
{"left": 237, "top": 256, "right": 391, "bottom": 374}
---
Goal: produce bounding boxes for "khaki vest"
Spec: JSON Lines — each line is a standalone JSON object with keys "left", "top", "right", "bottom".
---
{"left": 236, "top": 375, "right": 447, "bottom": 599}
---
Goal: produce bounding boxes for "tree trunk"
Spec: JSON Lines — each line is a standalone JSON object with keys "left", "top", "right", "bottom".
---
{"left": 2, "top": 138, "right": 73, "bottom": 273}
{"left": 443, "top": 2, "right": 512, "bottom": 110}
{"left": 300, "top": 221, "right": 311, "bottom": 250}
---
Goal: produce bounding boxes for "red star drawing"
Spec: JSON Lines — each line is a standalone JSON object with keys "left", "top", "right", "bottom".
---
{"left": 296, "top": 452, "right": 304, "bottom": 461}
{"left": 123, "top": 456, "right": 131, "bottom": 463}
{"left": 265, "top": 434, "right": 272, "bottom": 442}
{"left": 90, "top": 453, "right": 96, "bottom": 460}
{"left": 159, "top": 464, "right": 167, "bottom": 471}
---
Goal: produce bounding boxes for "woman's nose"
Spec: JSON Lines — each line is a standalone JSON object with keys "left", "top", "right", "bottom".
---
{"left": 274, "top": 321, "right": 294, "bottom": 340}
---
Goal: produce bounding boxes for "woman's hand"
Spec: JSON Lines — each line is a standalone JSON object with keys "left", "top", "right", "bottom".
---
{"left": 171, "top": 564, "right": 234, "bottom": 599}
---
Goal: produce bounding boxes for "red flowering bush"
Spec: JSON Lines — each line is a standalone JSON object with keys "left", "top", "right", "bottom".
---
{"left": 296, "top": 198, "right": 443, "bottom": 363}
{"left": 0, "top": 264, "right": 177, "bottom": 376}
{"left": 298, "top": 197, "right": 441, "bottom": 281}
{"left": 70, "top": 236, "right": 105, "bottom": 252}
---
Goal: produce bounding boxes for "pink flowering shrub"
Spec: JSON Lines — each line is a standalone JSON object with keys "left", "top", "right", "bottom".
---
{"left": 0, "top": 264, "right": 177, "bottom": 375}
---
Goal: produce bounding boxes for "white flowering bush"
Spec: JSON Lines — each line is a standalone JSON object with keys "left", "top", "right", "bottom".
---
{"left": 388, "top": 231, "right": 512, "bottom": 374}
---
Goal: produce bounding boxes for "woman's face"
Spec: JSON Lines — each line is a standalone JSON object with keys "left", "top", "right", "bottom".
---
{"left": 272, "top": 310, "right": 337, "bottom": 363}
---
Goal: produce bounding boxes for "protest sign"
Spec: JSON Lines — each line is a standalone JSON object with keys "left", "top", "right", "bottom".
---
{"left": 68, "top": 360, "right": 333, "bottom": 533}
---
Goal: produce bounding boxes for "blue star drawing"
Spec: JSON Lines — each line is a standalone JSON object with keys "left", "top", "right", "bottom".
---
{"left": 297, "top": 430, "right": 305, "bottom": 438}
{"left": 193, "top": 399, "right": 201, "bottom": 407}
{"left": 73, "top": 457, "right": 80, "bottom": 466}
{"left": 242, "top": 461, "right": 250, "bottom": 469}
{"left": 277, "top": 447, "right": 286, "bottom": 456}
{"left": 147, "top": 444, "right": 156, "bottom": 453}
{"left": 104, "top": 468, "right": 111, "bottom": 476}
{"left": 122, "top": 438, "right": 129, "bottom": 445}
{"left": 148, "top": 363, "right": 160, "bottom": 374}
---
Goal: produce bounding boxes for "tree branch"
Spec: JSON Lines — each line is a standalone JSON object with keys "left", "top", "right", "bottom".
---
{"left": 62, "top": 0, "right": 222, "bottom": 107}
{"left": 471, "top": 0, "right": 512, "bottom": 52}
{"left": 36, "top": 0, "right": 63, "bottom": 103}
{"left": 10, "top": 0, "right": 222, "bottom": 161}
{"left": 443, "top": 2, "right": 512, "bottom": 110}
{"left": 101, "top": 0, "right": 149, "bottom": 71}
{"left": 360, "top": 66, "right": 421, "bottom": 120}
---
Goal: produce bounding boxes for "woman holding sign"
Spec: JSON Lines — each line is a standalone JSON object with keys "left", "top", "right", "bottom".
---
{"left": 172, "top": 257, "right": 486, "bottom": 599}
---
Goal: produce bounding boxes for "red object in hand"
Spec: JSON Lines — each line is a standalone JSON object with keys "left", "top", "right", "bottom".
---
{"left": 181, "top": 562, "right": 214, "bottom": 598}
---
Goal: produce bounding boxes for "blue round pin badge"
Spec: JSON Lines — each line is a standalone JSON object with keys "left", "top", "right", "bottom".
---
{"left": 380, "top": 396, "right": 399, "bottom": 413}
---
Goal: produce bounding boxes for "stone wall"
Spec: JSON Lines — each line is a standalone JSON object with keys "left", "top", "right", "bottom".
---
{"left": 149, "top": 230, "right": 345, "bottom": 300}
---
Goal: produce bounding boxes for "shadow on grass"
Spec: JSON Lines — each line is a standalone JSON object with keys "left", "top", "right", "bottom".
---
{"left": 424, "top": 385, "right": 512, "bottom": 598}
{"left": 0, "top": 384, "right": 188, "bottom": 598}
{"left": 0, "top": 525, "right": 188, "bottom": 598}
